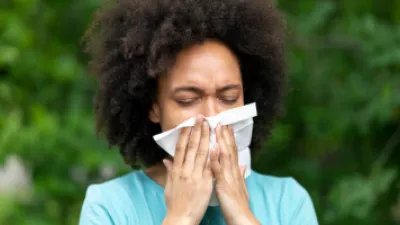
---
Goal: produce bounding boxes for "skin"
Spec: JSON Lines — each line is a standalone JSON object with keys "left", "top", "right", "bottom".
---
{"left": 149, "top": 40, "right": 244, "bottom": 129}
{"left": 148, "top": 40, "right": 260, "bottom": 225}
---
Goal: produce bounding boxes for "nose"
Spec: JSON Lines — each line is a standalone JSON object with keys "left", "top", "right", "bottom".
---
{"left": 202, "top": 99, "right": 219, "bottom": 118}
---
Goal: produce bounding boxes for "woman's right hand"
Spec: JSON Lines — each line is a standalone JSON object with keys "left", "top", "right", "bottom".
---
{"left": 162, "top": 115, "right": 213, "bottom": 225}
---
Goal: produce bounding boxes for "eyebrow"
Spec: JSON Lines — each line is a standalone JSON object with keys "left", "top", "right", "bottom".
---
{"left": 171, "top": 84, "right": 242, "bottom": 95}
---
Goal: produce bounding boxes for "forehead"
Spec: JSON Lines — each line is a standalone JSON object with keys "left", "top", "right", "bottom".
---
{"left": 161, "top": 41, "right": 242, "bottom": 90}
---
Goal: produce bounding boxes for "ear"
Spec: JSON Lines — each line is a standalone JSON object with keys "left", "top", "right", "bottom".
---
{"left": 149, "top": 103, "right": 161, "bottom": 123}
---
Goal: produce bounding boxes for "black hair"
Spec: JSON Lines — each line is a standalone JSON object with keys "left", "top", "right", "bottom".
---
{"left": 83, "top": 0, "right": 287, "bottom": 167}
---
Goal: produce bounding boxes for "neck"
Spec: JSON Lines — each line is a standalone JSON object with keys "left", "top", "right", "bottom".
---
{"left": 144, "top": 161, "right": 168, "bottom": 187}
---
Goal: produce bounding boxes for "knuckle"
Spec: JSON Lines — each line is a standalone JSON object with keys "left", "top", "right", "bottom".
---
{"left": 196, "top": 148, "right": 207, "bottom": 157}
{"left": 175, "top": 144, "right": 186, "bottom": 152}
{"left": 228, "top": 143, "right": 237, "bottom": 151}
{"left": 179, "top": 134, "right": 189, "bottom": 142}
{"left": 201, "top": 134, "right": 209, "bottom": 142}
{"left": 187, "top": 141, "right": 197, "bottom": 150}
{"left": 221, "top": 151, "right": 232, "bottom": 159}
{"left": 171, "top": 168, "right": 180, "bottom": 176}
{"left": 179, "top": 173, "right": 190, "bottom": 182}
{"left": 219, "top": 149, "right": 228, "bottom": 156}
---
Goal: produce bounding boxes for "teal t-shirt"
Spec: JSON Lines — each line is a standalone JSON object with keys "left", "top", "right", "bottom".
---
{"left": 78, "top": 170, "right": 318, "bottom": 225}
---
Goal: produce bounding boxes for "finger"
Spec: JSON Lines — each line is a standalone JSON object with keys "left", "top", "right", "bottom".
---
{"left": 244, "top": 183, "right": 249, "bottom": 201}
{"left": 222, "top": 125, "right": 239, "bottom": 165}
{"left": 174, "top": 126, "right": 192, "bottom": 168}
{"left": 210, "top": 145, "right": 222, "bottom": 179}
{"left": 163, "top": 158, "right": 174, "bottom": 174}
{"left": 183, "top": 115, "right": 204, "bottom": 172}
{"left": 222, "top": 125, "right": 241, "bottom": 180}
{"left": 203, "top": 158, "right": 212, "bottom": 178}
{"left": 240, "top": 165, "right": 249, "bottom": 200}
{"left": 240, "top": 165, "right": 246, "bottom": 178}
{"left": 163, "top": 159, "right": 174, "bottom": 183}
{"left": 216, "top": 125, "right": 232, "bottom": 171}
{"left": 194, "top": 119, "right": 210, "bottom": 173}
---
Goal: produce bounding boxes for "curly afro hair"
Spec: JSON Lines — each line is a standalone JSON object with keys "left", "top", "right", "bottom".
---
{"left": 83, "top": 0, "right": 287, "bottom": 168}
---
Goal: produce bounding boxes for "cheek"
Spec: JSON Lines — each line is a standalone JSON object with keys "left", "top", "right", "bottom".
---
{"left": 159, "top": 103, "right": 198, "bottom": 131}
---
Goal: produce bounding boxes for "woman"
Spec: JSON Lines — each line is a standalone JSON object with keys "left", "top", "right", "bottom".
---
{"left": 80, "top": 0, "right": 319, "bottom": 224}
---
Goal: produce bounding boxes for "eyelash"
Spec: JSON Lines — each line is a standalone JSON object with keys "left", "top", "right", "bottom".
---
{"left": 177, "top": 99, "right": 197, "bottom": 107}
{"left": 222, "top": 99, "right": 238, "bottom": 104}
{"left": 176, "top": 98, "right": 238, "bottom": 107}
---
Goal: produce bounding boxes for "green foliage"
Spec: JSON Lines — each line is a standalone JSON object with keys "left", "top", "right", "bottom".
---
{"left": 0, "top": 0, "right": 399, "bottom": 224}
{"left": 0, "top": 0, "right": 128, "bottom": 224}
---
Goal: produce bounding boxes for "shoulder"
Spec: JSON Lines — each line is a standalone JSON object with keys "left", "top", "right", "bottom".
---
{"left": 78, "top": 170, "right": 145, "bottom": 225}
{"left": 248, "top": 171, "right": 319, "bottom": 225}
{"left": 87, "top": 170, "right": 143, "bottom": 194}
{"left": 83, "top": 170, "right": 144, "bottom": 204}
{"left": 249, "top": 170, "right": 309, "bottom": 198}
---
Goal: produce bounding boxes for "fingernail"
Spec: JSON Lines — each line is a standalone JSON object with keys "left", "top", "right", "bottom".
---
{"left": 202, "top": 120, "right": 208, "bottom": 128}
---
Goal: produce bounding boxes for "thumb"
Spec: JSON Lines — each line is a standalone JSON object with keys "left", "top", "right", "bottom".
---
{"left": 163, "top": 159, "right": 173, "bottom": 174}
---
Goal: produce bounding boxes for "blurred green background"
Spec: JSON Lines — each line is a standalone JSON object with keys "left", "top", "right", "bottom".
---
{"left": 1, "top": 0, "right": 399, "bottom": 224}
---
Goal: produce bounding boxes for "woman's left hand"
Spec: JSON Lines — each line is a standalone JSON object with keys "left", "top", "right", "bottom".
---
{"left": 210, "top": 124, "right": 261, "bottom": 225}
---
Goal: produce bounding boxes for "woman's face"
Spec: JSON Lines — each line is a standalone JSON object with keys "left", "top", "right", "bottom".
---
{"left": 150, "top": 40, "right": 244, "bottom": 131}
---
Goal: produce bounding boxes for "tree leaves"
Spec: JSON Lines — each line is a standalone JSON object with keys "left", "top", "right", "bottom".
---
{"left": 0, "top": 0, "right": 399, "bottom": 224}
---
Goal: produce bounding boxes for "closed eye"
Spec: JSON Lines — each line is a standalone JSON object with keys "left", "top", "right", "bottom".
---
{"left": 176, "top": 98, "right": 199, "bottom": 107}
{"left": 220, "top": 97, "right": 239, "bottom": 105}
